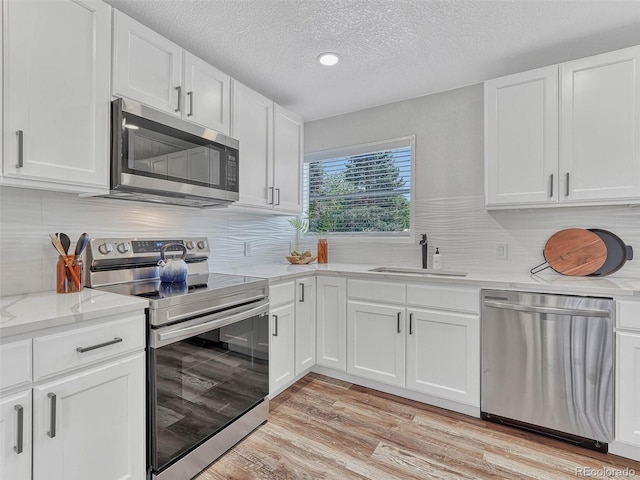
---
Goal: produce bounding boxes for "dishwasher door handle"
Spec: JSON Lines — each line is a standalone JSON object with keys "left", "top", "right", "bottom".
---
{"left": 483, "top": 299, "right": 610, "bottom": 317}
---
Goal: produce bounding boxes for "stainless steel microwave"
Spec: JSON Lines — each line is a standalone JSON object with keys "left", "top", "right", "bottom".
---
{"left": 106, "top": 97, "right": 239, "bottom": 207}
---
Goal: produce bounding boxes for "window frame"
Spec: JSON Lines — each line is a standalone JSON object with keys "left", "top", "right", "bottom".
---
{"left": 303, "top": 135, "right": 416, "bottom": 242}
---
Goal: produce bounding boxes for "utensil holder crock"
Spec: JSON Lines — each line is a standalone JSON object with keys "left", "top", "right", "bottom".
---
{"left": 56, "top": 255, "right": 83, "bottom": 293}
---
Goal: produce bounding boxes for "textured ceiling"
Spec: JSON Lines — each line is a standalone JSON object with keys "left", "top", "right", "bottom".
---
{"left": 104, "top": 0, "right": 640, "bottom": 121}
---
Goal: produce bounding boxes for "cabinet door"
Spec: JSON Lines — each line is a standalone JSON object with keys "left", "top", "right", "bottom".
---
{"left": 0, "top": 390, "right": 32, "bottom": 480}
{"left": 32, "top": 353, "right": 145, "bottom": 480}
{"left": 269, "top": 303, "right": 295, "bottom": 395}
{"left": 484, "top": 66, "right": 559, "bottom": 207}
{"left": 273, "top": 105, "right": 303, "bottom": 213}
{"left": 316, "top": 277, "right": 347, "bottom": 371}
{"left": 616, "top": 332, "right": 640, "bottom": 446}
{"left": 347, "top": 301, "right": 405, "bottom": 387}
{"left": 183, "top": 52, "right": 230, "bottom": 134}
{"left": 231, "top": 81, "right": 274, "bottom": 208}
{"left": 406, "top": 308, "right": 479, "bottom": 406}
{"left": 295, "top": 277, "right": 316, "bottom": 375}
{"left": 560, "top": 46, "right": 640, "bottom": 202}
{"left": 112, "top": 10, "right": 182, "bottom": 115}
{"left": 4, "top": 0, "right": 110, "bottom": 190}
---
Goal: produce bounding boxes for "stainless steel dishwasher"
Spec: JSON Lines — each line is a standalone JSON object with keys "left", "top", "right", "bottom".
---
{"left": 481, "top": 290, "right": 613, "bottom": 451}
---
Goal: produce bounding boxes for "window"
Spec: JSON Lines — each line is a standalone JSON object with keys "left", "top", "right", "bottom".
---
{"left": 303, "top": 136, "right": 414, "bottom": 236}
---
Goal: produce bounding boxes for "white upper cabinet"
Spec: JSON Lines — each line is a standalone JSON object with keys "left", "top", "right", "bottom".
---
{"left": 485, "top": 66, "right": 559, "bottom": 207}
{"left": 232, "top": 81, "right": 274, "bottom": 208}
{"left": 231, "top": 81, "right": 303, "bottom": 214}
{"left": 273, "top": 105, "right": 303, "bottom": 213}
{"left": 560, "top": 46, "right": 640, "bottom": 202}
{"left": 3, "top": 0, "right": 111, "bottom": 192}
{"left": 485, "top": 45, "right": 640, "bottom": 208}
{"left": 112, "top": 9, "right": 182, "bottom": 116}
{"left": 183, "top": 52, "right": 230, "bottom": 133}
{"left": 112, "top": 10, "right": 230, "bottom": 135}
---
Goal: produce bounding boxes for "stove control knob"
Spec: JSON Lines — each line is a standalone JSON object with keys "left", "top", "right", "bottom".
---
{"left": 116, "top": 242, "right": 130, "bottom": 254}
{"left": 98, "top": 242, "right": 113, "bottom": 255}
{"left": 185, "top": 241, "right": 195, "bottom": 250}
{"left": 197, "top": 240, "right": 206, "bottom": 250}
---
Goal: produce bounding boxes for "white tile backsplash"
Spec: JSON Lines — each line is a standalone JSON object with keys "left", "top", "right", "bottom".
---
{"left": 0, "top": 187, "right": 297, "bottom": 296}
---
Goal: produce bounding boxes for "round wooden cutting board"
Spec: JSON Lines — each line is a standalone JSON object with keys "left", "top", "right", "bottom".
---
{"left": 543, "top": 228, "right": 607, "bottom": 276}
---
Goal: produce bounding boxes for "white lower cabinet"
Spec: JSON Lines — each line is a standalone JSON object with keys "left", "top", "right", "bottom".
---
{"left": 269, "top": 303, "right": 295, "bottom": 395}
{"left": 616, "top": 331, "right": 640, "bottom": 447}
{"left": 316, "top": 277, "right": 347, "bottom": 371}
{"left": 33, "top": 353, "right": 145, "bottom": 480}
{"left": 347, "top": 301, "right": 406, "bottom": 387}
{"left": 295, "top": 277, "right": 316, "bottom": 375}
{"left": 345, "top": 279, "right": 480, "bottom": 409}
{"left": 0, "top": 389, "right": 32, "bottom": 480}
{"left": 0, "top": 311, "right": 146, "bottom": 480}
{"left": 405, "top": 307, "right": 479, "bottom": 404}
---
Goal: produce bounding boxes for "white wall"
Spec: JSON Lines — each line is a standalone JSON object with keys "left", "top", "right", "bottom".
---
{"left": 0, "top": 187, "right": 296, "bottom": 296}
{"left": 304, "top": 83, "right": 640, "bottom": 278}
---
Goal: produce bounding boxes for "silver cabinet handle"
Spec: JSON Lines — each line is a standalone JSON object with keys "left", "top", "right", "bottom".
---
{"left": 409, "top": 313, "right": 414, "bottom": 335}
{"left": 268, "top": 186, "right": 275, "bottom": 205}
{"left": 13, "top": 405, "right": 23, "bottom": 454}
{"left": 548, "top": 174, "right": 554, "bottom": 197}
{"left": 175, "top": 86, "right": 182, "bottom": 113}
{"left": 76, "top": 337, "right": 122, "bottom": 353}
{"left": 299, "top": 283, "right": 305, "bottom": 302}
{"left": 397, "top": 312, "right": 401, "bottom": 333}
{"left": 187, "top": 91, "right": 194, "bottom": 117}
{"left": 16, "top": 130, "right": 24, "bottom": 168}
{"left": 565, "top": 172, "right": 570, "bottom": 196}
{"left": 47, "top": 393, "right": 56, "bottom": 438}
{"left": 275, "top": 188, "right": 281, "bottom": 206}
{"left": 272, "top": 314, "right": 278, "bottom": 336}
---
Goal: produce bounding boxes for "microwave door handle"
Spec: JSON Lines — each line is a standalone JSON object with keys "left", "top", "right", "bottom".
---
{"left": 154, "top": 303, "right": 268, "bottom": 346}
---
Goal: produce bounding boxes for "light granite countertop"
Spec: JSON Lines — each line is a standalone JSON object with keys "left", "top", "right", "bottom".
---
{"left": 212, "top": 262, "right": 640, "bottom": 298}
{"left": 5, "top": 262, "right": 640, "bottom": 339}
{"left": 0, "top": 289, "right": 149, "bottom": 338}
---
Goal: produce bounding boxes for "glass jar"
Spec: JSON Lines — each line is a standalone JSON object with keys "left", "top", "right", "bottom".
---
{"left": 56, "top": 255, "right": 83, "bottom": 293}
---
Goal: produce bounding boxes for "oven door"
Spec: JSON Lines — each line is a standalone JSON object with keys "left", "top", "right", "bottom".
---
{"left": 148, "top": 299, "right": 269, "bottom": 474}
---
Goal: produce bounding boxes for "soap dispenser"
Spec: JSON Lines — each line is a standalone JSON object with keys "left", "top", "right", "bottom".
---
{"left": 433, "top": 248, "right": 442, "bottom": 270}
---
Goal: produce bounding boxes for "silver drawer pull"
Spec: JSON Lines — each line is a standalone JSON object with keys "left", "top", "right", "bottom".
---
{"left": 14, "top": 405, "right": 24, "bottom": 454}
{"left": 76, "top": 337, "right": 123, "bottom": 353}
{"left": 47, "top": 393, "right": 56, "bottom": 438}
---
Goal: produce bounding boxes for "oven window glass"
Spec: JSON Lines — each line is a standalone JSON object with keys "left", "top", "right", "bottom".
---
{"left": 149, "top": 314, "right": 269, "bottom": 471}
{"left": 120, "top": 111, "right": 237, "bottom": 192}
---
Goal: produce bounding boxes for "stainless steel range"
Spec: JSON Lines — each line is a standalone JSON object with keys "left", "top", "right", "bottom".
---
{"left": 86, "top": 237, "right": 269, "bottom": 480}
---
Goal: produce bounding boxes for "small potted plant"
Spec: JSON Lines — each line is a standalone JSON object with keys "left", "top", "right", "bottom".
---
{"left": 288, "top": 206, "right": 332, "bottom": 264}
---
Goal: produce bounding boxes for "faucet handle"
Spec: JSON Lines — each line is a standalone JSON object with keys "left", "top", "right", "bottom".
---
{"left": 419, "top": 234, "right": 427, "bottom": 245}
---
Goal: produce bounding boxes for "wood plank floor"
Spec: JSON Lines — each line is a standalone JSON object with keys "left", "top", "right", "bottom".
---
{"left": 196, "top": 373, "right": 640, "bottom": 479}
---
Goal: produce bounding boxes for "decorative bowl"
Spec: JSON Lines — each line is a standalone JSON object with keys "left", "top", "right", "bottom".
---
{"left": 286, "top": 255, "right": 317, "bottom": 265}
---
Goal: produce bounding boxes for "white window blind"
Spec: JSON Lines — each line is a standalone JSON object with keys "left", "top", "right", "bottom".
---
{"left": 303, "top": 136, "right": 413, "bottom": 235}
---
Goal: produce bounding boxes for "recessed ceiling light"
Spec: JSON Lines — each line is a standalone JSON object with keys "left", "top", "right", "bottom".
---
{"left": 317, "top": 52, "right": 340, "bottom": 66}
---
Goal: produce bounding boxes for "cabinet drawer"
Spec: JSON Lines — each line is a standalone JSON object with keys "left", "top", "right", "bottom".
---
{"left": 348, "top": 279, "right": 405, "bottom": 304}
{"left": 617, "top": 300, "right": 640, "bottom": 331}
{"left": 33, "top": 315, "right": 145, "bottom": 381}
{"left": 407, "top": 284, "right": 480, "bottom": 313}
{"left": 0, "top": 339, "right": 32, "bottom": 391}
{"left": 270, "top": 281, "right": 294, "bottom": 308}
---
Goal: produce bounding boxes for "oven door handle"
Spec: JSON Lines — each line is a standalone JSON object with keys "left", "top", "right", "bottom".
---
{"left": 153, "top": 300, "right": 269, "bottom": 347}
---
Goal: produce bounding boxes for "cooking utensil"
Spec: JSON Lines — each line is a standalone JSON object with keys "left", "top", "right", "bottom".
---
{"left": 50, "top": 233, "right": 82, "bottom": 287}
{"left": 56, "top": 232, "right": 71, "bottom": 254}
{"left": 158, "top": 243, "right": 188, "bottom": 283}
{"left": 72, "top": 232, "right": 90, "bottom": 266}
{"left": 588, "top": 229, "right": 633, "bottom": 276}
{"left": 530, "top": 228, "right": 607, "bottom": 276}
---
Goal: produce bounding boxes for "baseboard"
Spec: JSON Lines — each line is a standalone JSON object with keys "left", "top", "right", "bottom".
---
{"left": 609, "top": 440, "right": 640, "bottom": 462}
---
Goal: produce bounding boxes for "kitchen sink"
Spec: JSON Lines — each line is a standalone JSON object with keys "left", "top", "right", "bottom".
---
{"left": 369, "top": 266, "right": 468, "bottom": 277}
